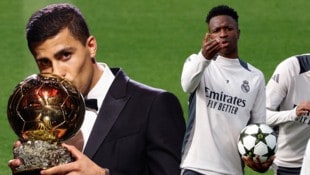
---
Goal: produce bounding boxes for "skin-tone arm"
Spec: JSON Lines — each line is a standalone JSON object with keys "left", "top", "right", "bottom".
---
{"left": 8, "top": 142, "right": 109, "bottom": 175}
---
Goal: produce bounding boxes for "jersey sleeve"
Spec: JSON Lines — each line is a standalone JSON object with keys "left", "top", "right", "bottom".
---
{"left": 249, "top": 70, "right": 267, "bottom": 124}
{"left": 181, "top": 51, "right": 210, "bottom": 93}
{"left": 266, "top": 57, "right": 299, "bottom": 126}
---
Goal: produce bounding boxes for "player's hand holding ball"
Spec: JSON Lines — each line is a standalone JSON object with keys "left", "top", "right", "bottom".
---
{"left": 237, "top": 123, "right": 277, "bottom": 172}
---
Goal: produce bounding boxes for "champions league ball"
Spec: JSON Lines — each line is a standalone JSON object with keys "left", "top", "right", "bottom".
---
{"left": 237, "top": 123, "right": 277, "bottom": 163}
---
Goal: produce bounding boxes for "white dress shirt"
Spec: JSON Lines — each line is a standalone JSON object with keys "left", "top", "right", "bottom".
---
{"left": 81, "top": 63, "right": 115, "bottom": 151}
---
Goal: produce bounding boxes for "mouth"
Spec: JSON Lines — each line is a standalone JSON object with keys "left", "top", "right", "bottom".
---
{"left": 220, "top": 41, "right": 229, "bottom": 48}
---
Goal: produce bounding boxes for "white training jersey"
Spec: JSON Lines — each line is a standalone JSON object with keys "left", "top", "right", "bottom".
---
{"left": 180, "top": 52, "right": 266, "bottom": 175}
{"left": 266, "top": 54, "right": 310, "bottom": 168}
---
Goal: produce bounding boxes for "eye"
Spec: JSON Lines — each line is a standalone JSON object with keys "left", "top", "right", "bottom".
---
{"left": 62, "top": 52, "right": 72, "bottom": 60}
{"left": 227, "top": 27, "right": 234, "bottom": 31}
{"left": 211, "top": 29, "right": 219, "bottom": 33}
{"left": 37, "top": 58, "right": 51, "bottom": 70}
{"left": 211, "top": 28, "right": 220, "bottom": 34}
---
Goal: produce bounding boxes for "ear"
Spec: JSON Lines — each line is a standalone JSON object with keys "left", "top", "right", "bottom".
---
{"left": 86, "top": 36, "right": 97, "bottom": 58}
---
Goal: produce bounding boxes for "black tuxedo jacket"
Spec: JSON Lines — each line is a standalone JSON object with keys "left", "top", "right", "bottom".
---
{"left": 83, "top": 68, "right": 186, "bottom": 175}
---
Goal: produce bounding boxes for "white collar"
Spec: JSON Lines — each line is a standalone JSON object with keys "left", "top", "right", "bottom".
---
{"left": 85, "top": 63, "right": 115, "bottom": 111}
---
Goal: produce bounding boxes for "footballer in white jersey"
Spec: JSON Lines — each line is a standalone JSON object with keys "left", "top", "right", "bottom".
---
{"left": 181, "top": 5, "right": 272, "bottom": 175}
{"left": 180, "top": 53, "right": 266, "bottom": 175}
{"left": 266, "top": 54, "right": 310, "bottom": 174}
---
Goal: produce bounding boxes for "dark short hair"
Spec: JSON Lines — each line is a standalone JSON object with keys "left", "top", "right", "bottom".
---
{"left": 205, "top": 5, "right": 238, "bottom": 24}
{"left": 26, "top": 3, "right": 90, "bottom": 52}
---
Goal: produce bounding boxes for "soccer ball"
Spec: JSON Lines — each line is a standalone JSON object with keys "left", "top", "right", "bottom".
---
{"left": 7, "top": 74, "right": 85, "bottom": 142}
{"left": 237, "top": 123, "right": 277, "bottom": 163}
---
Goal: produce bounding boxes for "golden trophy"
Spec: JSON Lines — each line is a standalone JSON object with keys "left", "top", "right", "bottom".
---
{"left": 7, "top": 74, "right": 85, "bottom": 175}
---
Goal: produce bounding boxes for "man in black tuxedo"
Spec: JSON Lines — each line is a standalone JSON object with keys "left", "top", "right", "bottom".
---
{"left": 9, "top": 3, "right": 185, "bottom": 175}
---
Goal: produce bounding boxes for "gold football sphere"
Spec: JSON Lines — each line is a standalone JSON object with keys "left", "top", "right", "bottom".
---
{"left": 7, "top": 74, "right": 85, "bottom": 142}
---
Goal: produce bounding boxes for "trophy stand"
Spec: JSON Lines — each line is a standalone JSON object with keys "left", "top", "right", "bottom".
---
{"left": 13, "top": 140, "right": 72, "bottom": 175}
{"left": 7, "top": 74, "right": 85, "bottom": 175}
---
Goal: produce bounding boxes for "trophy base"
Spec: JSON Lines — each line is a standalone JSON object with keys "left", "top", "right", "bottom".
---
{"left": 13, "top": 140, "right": 73, "bottom": 174}
{"left": 14, "top": 169, "right": 41, "bottom": 175}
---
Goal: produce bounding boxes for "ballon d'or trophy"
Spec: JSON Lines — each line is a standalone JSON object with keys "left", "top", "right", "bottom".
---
{"left": 7, "top": 74, "right": 85, "bottom": 175}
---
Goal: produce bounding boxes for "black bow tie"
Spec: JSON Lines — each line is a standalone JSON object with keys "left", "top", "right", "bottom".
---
{"left": 85, "top": 99, "right": 98, "bottom": 111}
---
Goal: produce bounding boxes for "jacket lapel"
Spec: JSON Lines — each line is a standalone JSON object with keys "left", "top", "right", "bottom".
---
{"left": 83, "top": 68, "right": 130, "bottom": 158}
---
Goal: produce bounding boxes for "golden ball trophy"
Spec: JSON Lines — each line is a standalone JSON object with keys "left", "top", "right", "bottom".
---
{"left": 7, "top": 74, "right": 85, "bottom": 175}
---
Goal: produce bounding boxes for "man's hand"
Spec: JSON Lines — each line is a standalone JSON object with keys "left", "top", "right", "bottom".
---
{"left": 296, "top": 101, "right": 310, "bottom": 117}
{"left": 40, "top": 144, "right": 109, "bottom": 175}
{"left": 8, "top": 141, "right": 109, "bottom": 175}
{"left": 242, "top": 155, "right": 274, "bottom": 173}
{"left": 8, "top": 141, "right": 22, "bottom": 174}
{"left": 201, "top": 33, "right": 221, "bottom": 60}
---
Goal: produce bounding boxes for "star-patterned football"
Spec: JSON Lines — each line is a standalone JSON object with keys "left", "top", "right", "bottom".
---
{"left": 237, "top": 123, "right": 277, "bottom": 163}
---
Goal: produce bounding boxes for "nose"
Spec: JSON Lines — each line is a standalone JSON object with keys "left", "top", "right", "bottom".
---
{"left": 219, "top": 29, "right": 228, "bottom": 37}
{"left": 52, "top": 62, "right": 66, "bottom": 78}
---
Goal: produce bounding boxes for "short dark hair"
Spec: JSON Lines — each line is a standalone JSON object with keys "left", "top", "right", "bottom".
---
{"left": 205, "top": 5, "right": 238, "bottom": 24}
{"left": 26, "top": 3, "right": 90, "bottom": 52}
